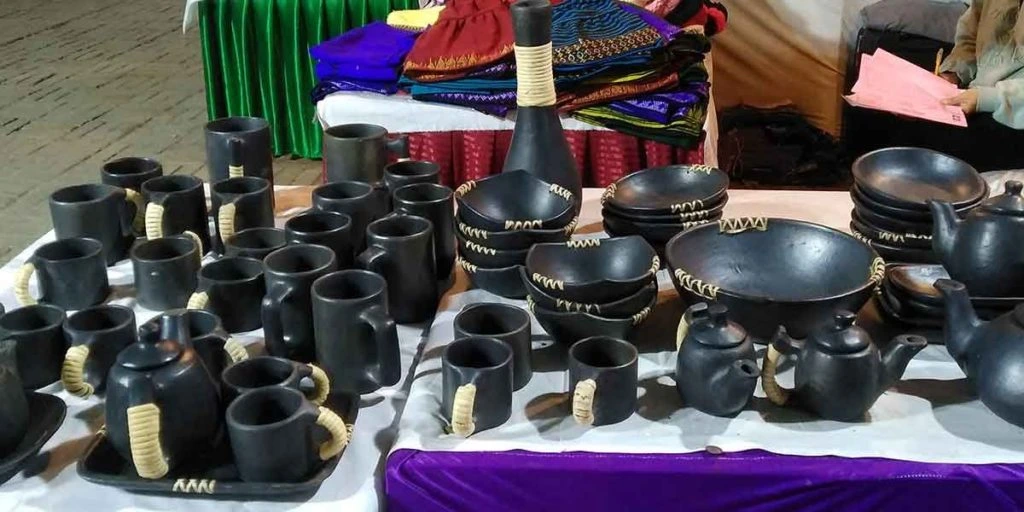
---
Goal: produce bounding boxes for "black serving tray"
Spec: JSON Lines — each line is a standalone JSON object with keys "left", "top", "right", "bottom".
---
{"left": 0, "top": 392, "right": 67, "bottom": 485}
{"left": 77, "top": 393, "right": 356, "bottom": 500}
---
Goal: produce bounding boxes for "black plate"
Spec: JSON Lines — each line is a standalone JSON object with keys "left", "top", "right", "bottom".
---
{"left": 602, "top": 212, "right": 717, "bottom": 244}
{"left": 665, "top": 218, "right": 883, "bottom": 339}
{"left": 602, "top": 165, "right": 729, "bottom": 215}
{"left": 458, "top": 258, "right": 527, "bottom": 299}
{"left": 520, "top": 267, "right": 657, "bottom": 318}
{"left": 852, "top": 206, "right": 933, "bottom": 234}
{"left": 0, "top": 393, "right": 67, "bottom": 485}
{"left": 876, "top": 285, "right": 944, "bottom": 328}
{"left": 77, "top": 394, "right": 356, "bottom": 500}
{"left": 528, "top": 294, "right": 656, "bottom": 345}
{"left": 455, "top": 170, "right": 576, "bottom": 231}
{"left": 852, "top": 147, "right": 987, "bottom": 209}
{"left": 525, "top": 236, "right": 660, "bottom": 303}
{"left": 456, "top": 231, "right": 529, "bottom": 269}
{"left": 456, "top": 215, "right": 575, "bottom": 250}
{"left": 850, "top": 228, "right": 937, "bottom": 264}
{"left": 887, "top": 264, "right": 1024, "bottom": 309}
{"left": 602, "top": 194, "right": 728, "bottom": 223}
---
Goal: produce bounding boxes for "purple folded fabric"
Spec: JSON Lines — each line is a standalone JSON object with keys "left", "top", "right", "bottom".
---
{"left": 413, "top": 90, "right": 517, "bottom": 117}
{"left": 620, "top": 2, "right": 682, "bottom": 41}
{"left": 315, "top": 61, "right": 401, "bottom": 83}
{"left": 310, "top": 22, "right": 419, "bottom": 69}
{"left": 609, "top": 82, "right": 710, "bottom": 124}
{"left": 311, "top": 79, "right": 398, "bottom": 103}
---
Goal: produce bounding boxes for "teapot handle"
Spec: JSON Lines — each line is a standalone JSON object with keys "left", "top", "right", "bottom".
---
{"left": 61, "top": 344, "right": 94, "bottom": 398}
{"left": 572, "top": 379, "right": 597, "bottom": 426}
{"left": 761, "top": 343, "right": 791, "bottom": 406}
{"left": 126, "top": 379, "right": 169, "bottom": 479}
{"left": 315, "top": 406, "right": 350, "bottom": 460}
{"left": 450, "top": 383, "right": 477, "bottom": 437}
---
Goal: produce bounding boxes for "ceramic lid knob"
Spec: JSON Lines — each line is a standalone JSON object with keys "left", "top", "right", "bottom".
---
{"left": 708, "top": 303, "right": 728, "bottom": 327}
{"left": 1007, "top": 181, "right": 1024, "bottom": 196}
{"left": 833, "top": 311, "right": 857, "bottom": 330}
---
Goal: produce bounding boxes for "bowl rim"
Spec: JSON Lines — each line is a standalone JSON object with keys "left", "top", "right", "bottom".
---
{"left": 455, "top": 170, "right": 576, "bottom": 229}
{"left": 602, "top": 165, "right": 729, "bottom": 214}
{"left": 526, "top": 293, "right": 658, "bottom": 326}
{"left": 519, "top": 266, "right": 658, "bottom": 315}
{"left": 851, "top": 147, "right": 986, "bottom": 208}
{"left": 525, "top": 236, "right": 660, "bottom": 291}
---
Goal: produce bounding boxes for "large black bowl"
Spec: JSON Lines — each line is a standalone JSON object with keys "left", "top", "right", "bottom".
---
{"left": 456, "top": 231, "right": 529, "bottom": 268}
{"left": 852, "top": 206, "right": 933, "bottom": 234}
{"left": 665, "top": 218, "right": 884, "bottom": 339}
{"left": 458, "top": 258, "right": 527, "bottom": 299}
{"left": 520, "top": 267, "right": 657, "bottom": 318}
{"left": 852, "top": 147, "right": 987, "bottom": 209}
{"left": 528, "top": 295, "right": 656, "bottom": 345}
{"left": 602, "top": 211, "right": 718, "bottom": 244}
{"left": 602, "top": 194, "right": 728, "bottom": 223}
{"left": 602, "top": 165, "right": 729, "bottom": 215}
{"left": 525, "top": 236, "right": 660, "bottom": 303}
{"left": 455, "top": 170, "right": 576, "bottom": 231}
{"left": 456, "top": 215, "right": 576, "bottom": 250}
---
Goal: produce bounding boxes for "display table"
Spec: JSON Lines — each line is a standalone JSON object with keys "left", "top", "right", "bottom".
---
{"left": 385, "top": 189, "right": 1024, "bottom": 512}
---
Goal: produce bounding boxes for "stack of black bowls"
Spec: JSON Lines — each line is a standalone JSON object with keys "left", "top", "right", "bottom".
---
{"left": 849, "top": 148, "right": 987, "bottom": 263}
{"left": 455, "top": 170, "right": 576, "bottom": 299}
{"left": 878, "top": 264, "right": 1015, "bottom": 327}
{"left": 601, "top": 165, "right": 730, "bottom": 254}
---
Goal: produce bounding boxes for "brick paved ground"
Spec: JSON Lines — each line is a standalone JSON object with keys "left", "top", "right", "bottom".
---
{"left": 0, "top": 0, "right": 319, "bottom": 264}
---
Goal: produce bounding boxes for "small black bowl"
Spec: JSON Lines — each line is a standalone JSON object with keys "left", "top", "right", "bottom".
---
{"left": 458, "top": 258, "right": 527, "bottom": 299}
{"left": 520, "top": 267, "right": 657, "bottom": 318}
{"left": 455, "top": 170, "right": 576, "bottom": 231}
{"left": 852, "top": 206, "right": 933, "bottom": 234}
{"left": 456, "top": 231, "right": 530, "bottom": 269}
{"left": 849, "top": 217, "right": 931, "bottom": 249}
{"left": 456, "top": 215, "right": 576, "bottom": 250}
{"left": 525, "top": 236, "right": 660, "bottom": 303}
{"left": 602, "top": 194, "right": 727, "bottom": 223}
{"left": 602, "top": 209, "right": 719, "bottom": 244}
{"left": 602, "top": 165, "right": 729, "bottom": 215}
{"left": 850, "top": 227, "right": 937, "bottom": 264}
{"left": 852, "top": 147, "right": 987, "bottom": 210}
{"left": 528, "top": 294, "right": 657, "bottom": 345}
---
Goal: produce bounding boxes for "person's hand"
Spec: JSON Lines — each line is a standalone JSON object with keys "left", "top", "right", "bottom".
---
{"left": 940, "top": 72, "right": 960, "bottom": 85}
{"left": 942, "top": 89, "right": 980, "bottom": 115}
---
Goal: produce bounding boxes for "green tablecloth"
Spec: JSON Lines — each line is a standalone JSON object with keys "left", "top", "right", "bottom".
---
{"left": 197, "top": 0, "right": 419, "bottom": 158}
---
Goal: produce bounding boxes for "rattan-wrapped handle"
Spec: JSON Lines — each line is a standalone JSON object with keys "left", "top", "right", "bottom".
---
{"left": 61, "top": 344, "right": 94, "bottom": 398}
{"left": 451, "top": 383, "right": 477, "bottom": 437}
{"left": 572, "top": 379, "right": 597, "bottom": 426}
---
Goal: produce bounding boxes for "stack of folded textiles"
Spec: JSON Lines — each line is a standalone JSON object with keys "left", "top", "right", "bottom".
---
{"left": 309, "top": 0, "right": 726, "bottom": 148}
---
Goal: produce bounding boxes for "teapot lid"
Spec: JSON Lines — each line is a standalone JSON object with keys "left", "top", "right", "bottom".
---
{"left": 809, "top": 311, "right": 870, "bottom": 354}
{"left": 117, "top": 317, "right": 183, "bottom": 370}
{"left": 979, "top": 181, "right": 1024, "bottom": 216}
{"left": 689, "top": 303, "right": 746, "bottom": 348}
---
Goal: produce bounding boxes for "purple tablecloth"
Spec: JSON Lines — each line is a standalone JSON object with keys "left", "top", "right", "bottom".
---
{"left": 386, "top": 449, "right": 1024, "bottom": 511}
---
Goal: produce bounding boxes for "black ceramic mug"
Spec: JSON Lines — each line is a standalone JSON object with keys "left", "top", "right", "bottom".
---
{"left": 205, "top": 116, "right": 274, "bottom": 186}
{"left": 262, "top": 244, "right": 338, "bottom": 362}
{"left": 285, "top": 211, "right": 354, "bottom": 268}
{"left": 323, "top": 123, "right": 410, "bottom": 184}
{"left": 312, "top": 270, "right": 400, "bottom": 394}
{"left": 392, "top": 183, "right": 456, "bottom": 283}
{"left": 138, "top": 309, "right": 248, "bottom": 386}
{"left": 211, "top": 176, "right": 274, "bottom": 254}
{"left": 226, "top": 386, "right": 349, "bottom": 483}
{"left": 142, "top": 174, "right": 211, "bottom": 253}
{"left": 0, "top": 304, "right": 67, "bottom": 390}
{"left": 224, "top": 227, "right": 286, "bottom": 260}
{"left": 14, "top": 237, "right": 109, "bottom": 310}
{"left": 453, "top": 303, "right": 532, "bottom": 390}
{"left": 0, "top": 339, "right": 29, "bottom": 455}
{"left": 130, "top": 235, "right": 201, "bottom": 311}
{"left": 568, "top": 336, "right": 638, "bottom": 427}
{"left": 357, "top": 215, "right": 437, "bottom": 324}
{"left": 311, "top": 181, "right": 390, "bottom": 253}
{"left": 442, "top": 336, "right": 513, "bottom": 437}
{"left": 221, "top": 356, "right": 330, "bottom": 405}
{"left": 49, "top": 183, "right": 137, "bottom": 265}
{"left": 383, "top": 160, "right": 440, "bottom": 192}
{"left": 61, "top": 304, "right": 137, "bottom": 398}
{"left": 188, "top": 257, "right": 266, "bottom": 333}
{"left": 101, "top": 157, "right": 162, "bottom": 235}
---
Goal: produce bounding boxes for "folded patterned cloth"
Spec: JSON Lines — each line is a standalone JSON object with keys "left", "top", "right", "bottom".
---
{"left": 311, "top": 80, "right": 399, "bottom": 103}
{"left": 403, "top": 0, "right": 515, "bottom": 77}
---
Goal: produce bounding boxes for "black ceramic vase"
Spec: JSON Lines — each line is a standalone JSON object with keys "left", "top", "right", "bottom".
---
{"left": 503, "top": 0, "right": 581, "bottom": 214}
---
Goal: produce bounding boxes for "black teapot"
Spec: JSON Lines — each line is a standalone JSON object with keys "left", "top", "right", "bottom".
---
{"left": 104, "top": 311, "right": 222, "bottom": 479}
{"left": 762, "top": 311, "right": 927, "bottom": 421}
{"left": 675, "top": 303, "right": 759, "bottom": 416}
{"left": 930, "top": 181, "right": 1024, "bottom": 297}
{"left": 935, "top": 279, "right": 1024, "bottom": 427}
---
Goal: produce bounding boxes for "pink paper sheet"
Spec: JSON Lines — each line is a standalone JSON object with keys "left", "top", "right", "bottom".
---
{"left": 845, "top": 50, "right": 968, "bottom": 127}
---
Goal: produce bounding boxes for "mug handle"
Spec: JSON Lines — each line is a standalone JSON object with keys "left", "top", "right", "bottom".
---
{"left": 450, "top": 383, "right": 477, "bottom": 437}
{"left": 228, "top": 137, "right": 245, "bottom": 178}
{"left": 145, "top": 202, "right": 165, "bottom": 240}
{"left": 386, "top": 134, "right": 410, "bottom": 161}
{"left": 572, "top": 379, "right": 597, "bottom": 426}
{"left": 261, "top": 284, "right": 294, "bottom": 358}
{"left": 126, "top": 379, "right": 169, "bottom": 479}
{"left": 186, "top": 291, "right": 209, "bottom": 310}
{"left": 359, "top": 304, "right": 399, "bottom": 387}
{"left": 61, "top": 344, "right": 94, "bottom": 398}
{"left": 13, "top": 263, "right": 37, "bottom": 306}
{"left": 182, "top": 230, "right": 205, "bottom": 264}
{"left": 217, "top": 201, "right": 238, "bottom": 245}
{"left": 356, "top": 245, "right": 387, "bottom": 276}
{"left": 124, "top": 188, "right": 145, "bottom": 233}
{"left": 300, "top": 363, "right": 330, "bottom": 405}
{"left": 223, "top": 337, "right": 249, "bottom": 365}
{"left": 315, "top": 406, "right": 350, "bottom": 460}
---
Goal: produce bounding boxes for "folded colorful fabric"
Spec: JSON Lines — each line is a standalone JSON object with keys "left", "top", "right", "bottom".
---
{"left": 310, "top": 22, "right": 418, "bottom": 69}
{"left": 311, "top": 80, "right": 398, "bottom": 103}
{"left": 403, "top": 0, "right": 515, "bottom": 76}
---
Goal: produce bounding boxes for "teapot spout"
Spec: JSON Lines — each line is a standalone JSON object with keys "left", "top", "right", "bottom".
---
{"left": 709, "top": 359, "right": 761, "bottom": 414}
{"left": 928, "top": 200, "right": 959, "bottom": 260}
{"left": 880, "top": 335, "right": 928, "bottom": 389}
{"left": 934, "top": 279, "right": 984, "bottom": 365}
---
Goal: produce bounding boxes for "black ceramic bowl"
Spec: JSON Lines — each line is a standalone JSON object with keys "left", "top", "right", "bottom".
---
{"left": 458, "top": 258, "right": 527, "bottom": 299}
{"left": 665, "top": 218, "right": 884, "bottom": 339}
{"left": 849, "top": 218, "right": 931, "bottom": 249}
{"left": 602, "top": 165, "right": 729, "bottom": 215}
{"left": 520, "top": 267, "right": 657, "bottom": 318}
{"left": 850, "top": 227, "right": 937, "bottom": 264}
{"left": 456, "top": 231, "right": 530, "bottom": 269}
{"left": 886, "top": 264, "right": 1022, "bottom": 310}
{"left": 525, "top": 236, "right": 660, "bottom": 303}
{"left": 528, "top": 294, "right": 656, "bottom": 345}
{"left": 602, "top": 209, "right": 719, "bottom": 244}
{"left": 852, "top": 186, "right": 979, "bottom": 221}
{"left": 456, "top": 215, "right": 576, "bottom": 251}
{"left": 602, "top": 194, "right": 728, "bottom": 223}
{"left": 852, "top": 147, "right": 987, "bottom": 210}
{"left": 455, "top": 170, "right": 576, "bottom": 231}
{"left": 852, "top": 206, "right": 933, "bottom": 234}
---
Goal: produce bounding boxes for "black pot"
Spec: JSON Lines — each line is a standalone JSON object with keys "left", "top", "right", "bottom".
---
{"left": 602, "top": 165, "right": 729, "bottom": 215}
{"left": 525, "top": 236, "right": 659, "bottom": 303}
{"left": 455, "top": 170, "right": 576, "bottom": 231}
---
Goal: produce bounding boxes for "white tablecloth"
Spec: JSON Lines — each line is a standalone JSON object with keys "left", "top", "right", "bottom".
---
{"left": 393, "top": 189, "right": 1024, "bottom": 465}
{"left": 0, "top": 190, "right": 425, "bottom": 512}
